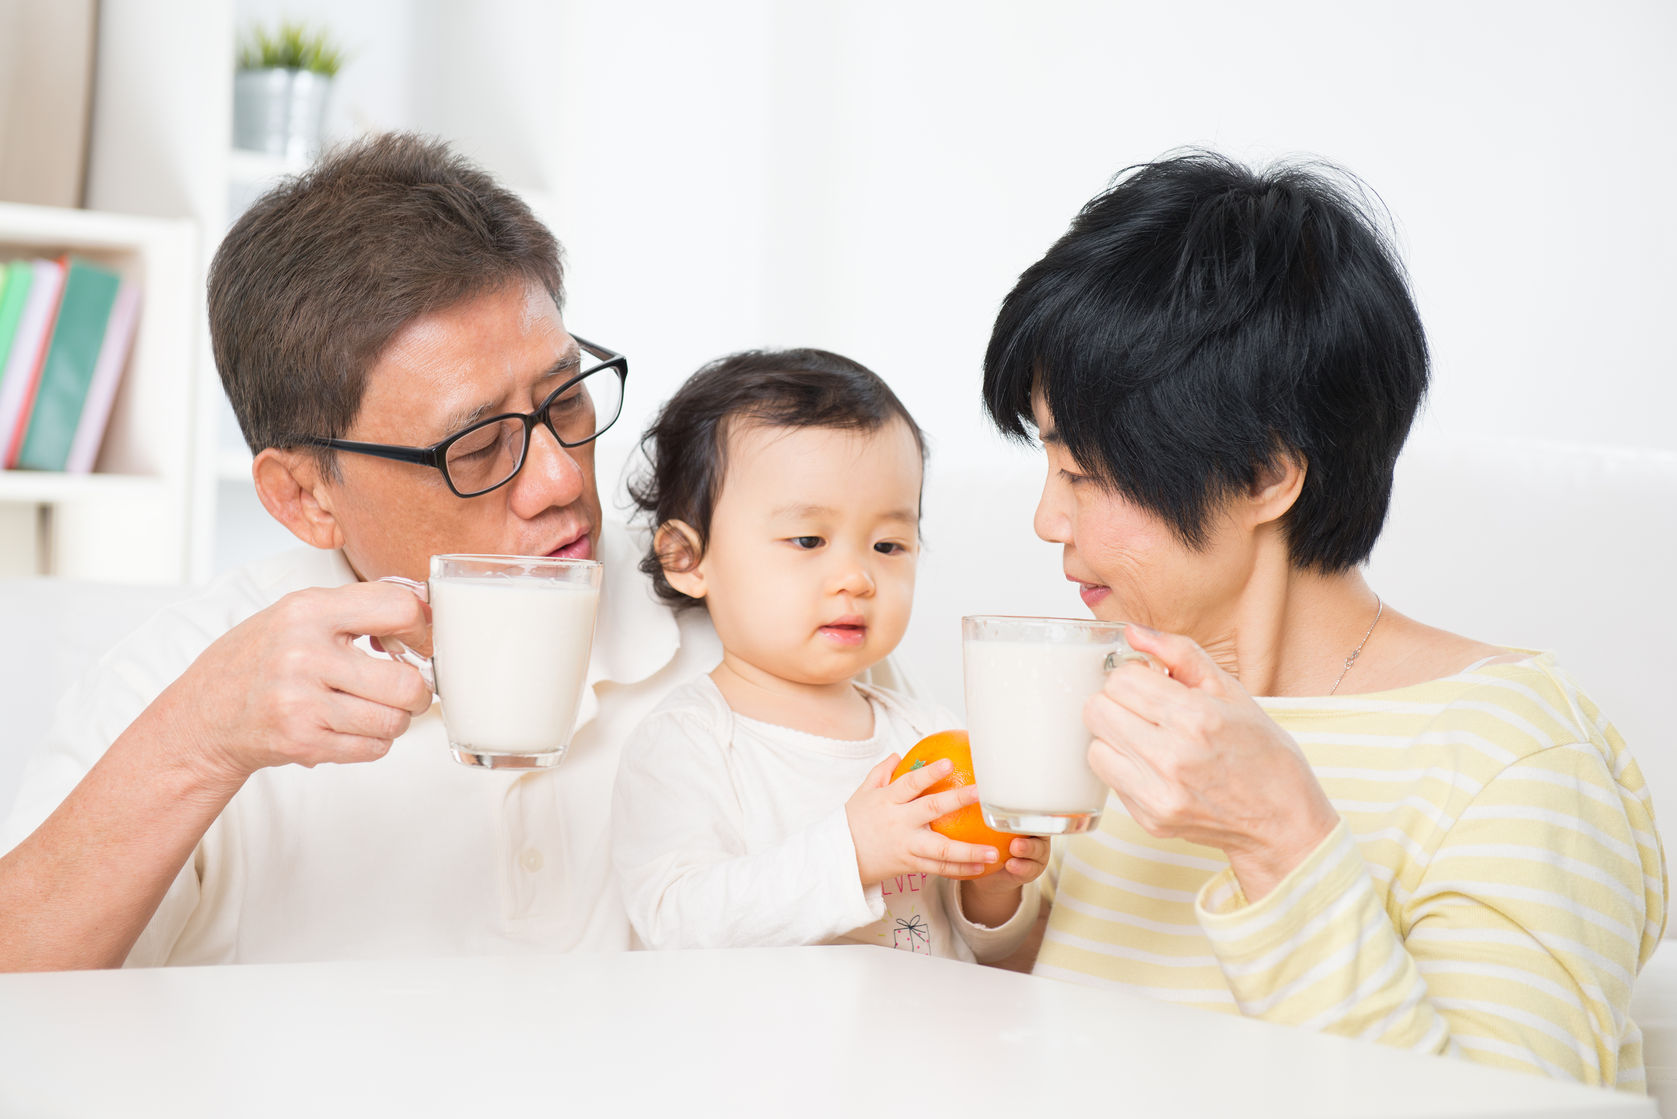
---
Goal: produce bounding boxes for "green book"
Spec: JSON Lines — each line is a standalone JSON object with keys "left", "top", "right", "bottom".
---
{"left": 0, "top": 260, "right": 32, "bottom": 377}
{"left": 16, "top": 258, "right": 121, "bottom": 472}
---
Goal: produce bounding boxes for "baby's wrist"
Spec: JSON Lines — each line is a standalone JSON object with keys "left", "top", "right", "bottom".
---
{"left": 958, "top": 878, "right": 1022, "bottom": 925}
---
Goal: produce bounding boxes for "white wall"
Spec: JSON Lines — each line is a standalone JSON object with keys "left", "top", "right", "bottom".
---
{"left": 232, "top": 1, "right": 1677, "bottom": 464}
{"left": 224, "top": 0, "right": 1676, "bottom": 703}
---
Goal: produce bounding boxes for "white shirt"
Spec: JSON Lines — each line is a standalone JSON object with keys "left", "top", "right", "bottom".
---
{"left": 612, "top": 676, "right": 1039, "bottom": 961}
{"left": 2, "top": 523, "right": 723, "bottom": 965}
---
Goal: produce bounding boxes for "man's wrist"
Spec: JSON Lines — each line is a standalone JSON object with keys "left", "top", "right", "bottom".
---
{"left": 141, "top": 677, "right": 252, "bottom": 805}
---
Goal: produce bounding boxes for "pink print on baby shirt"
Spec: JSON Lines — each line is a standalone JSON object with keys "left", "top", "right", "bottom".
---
{"left": 880, "top": 872, "right": 932, "bottom": 955}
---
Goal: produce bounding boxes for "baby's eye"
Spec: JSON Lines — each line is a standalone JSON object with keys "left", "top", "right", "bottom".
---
{"left": 874, "top": 541, "right": 909, "bottom": 555}
{"left": 789, "top": 536, "right": 824, "bottom": 550}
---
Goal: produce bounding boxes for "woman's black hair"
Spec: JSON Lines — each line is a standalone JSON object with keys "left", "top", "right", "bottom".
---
{"left": 629, "top": 348, "right": 927, "bottom": 607}
{"left": 983, "top": 150, "right": 1429, "bottom": 572}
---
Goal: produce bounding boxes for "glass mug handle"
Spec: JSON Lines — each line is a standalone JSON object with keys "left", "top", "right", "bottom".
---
{"left": 1102, "top": 648, "right": 1151, "bottom": 671}
{"left": 366, "top": 575, "right": 436, "bottom": 692}
{"left": 1102, "top": 633, "right": 1169, "bottom": 675}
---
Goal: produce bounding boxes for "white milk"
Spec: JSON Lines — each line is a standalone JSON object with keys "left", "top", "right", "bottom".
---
{"left": 962, "top": 637, "right": 1112, "bottom": 814}
{"left": 430, "top": 577, "right": 599, "bottom": 753}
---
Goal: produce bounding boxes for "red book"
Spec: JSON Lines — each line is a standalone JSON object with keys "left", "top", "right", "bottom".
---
{"left": 0, "top": 258, "right": 65, "bottom": 467}
{"left": 3, "top": 256, "right": 68, "bottom": 469}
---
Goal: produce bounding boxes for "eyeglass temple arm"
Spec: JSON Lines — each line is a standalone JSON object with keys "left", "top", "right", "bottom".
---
{"left": 298, "top": 437, "right": 446, "bottom": 469}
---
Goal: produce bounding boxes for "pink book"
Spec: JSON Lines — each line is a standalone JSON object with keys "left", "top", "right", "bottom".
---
{"left": 0, "top": 259, "right": 66, "bottom": 467}
{"left": 64, "top": 280, "right": 141, "bottom": 473}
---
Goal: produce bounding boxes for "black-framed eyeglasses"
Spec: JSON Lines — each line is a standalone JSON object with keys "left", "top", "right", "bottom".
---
{"left": 294, "top": 335, "right": 628, "bottom": 498}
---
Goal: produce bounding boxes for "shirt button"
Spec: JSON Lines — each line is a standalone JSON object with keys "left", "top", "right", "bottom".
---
{"left": 520, "top": 848, "right": 544, "bottom": 873}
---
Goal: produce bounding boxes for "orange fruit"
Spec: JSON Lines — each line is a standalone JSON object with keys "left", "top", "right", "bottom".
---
{"left": 890, "top": 729, "right": 1013, "bottom": 879}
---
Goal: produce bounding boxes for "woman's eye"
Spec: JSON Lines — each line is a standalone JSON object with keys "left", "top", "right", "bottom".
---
{"left": 790, "top": 536, "right": 823, "bottom": 550}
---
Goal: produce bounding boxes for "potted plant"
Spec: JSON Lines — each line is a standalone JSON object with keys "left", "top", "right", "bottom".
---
{"left": 232, "top": 22, "right": 346, "bottom": 161}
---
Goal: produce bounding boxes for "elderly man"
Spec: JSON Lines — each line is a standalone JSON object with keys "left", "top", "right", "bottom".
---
{"left": 0, "top": 133, "right": 764, "bottom": 968}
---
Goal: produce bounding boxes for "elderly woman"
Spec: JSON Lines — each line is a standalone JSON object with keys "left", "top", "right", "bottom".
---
{"left": 982, "top": 152, "right": 1666, "bottom": 1091}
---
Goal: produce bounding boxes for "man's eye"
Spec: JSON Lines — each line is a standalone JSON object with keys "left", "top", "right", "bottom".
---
{"left": 789, "top": 536, "right": 823, "bottom": 550}
{"left": 546, "top": 387, "right": 585, "bottom": 416}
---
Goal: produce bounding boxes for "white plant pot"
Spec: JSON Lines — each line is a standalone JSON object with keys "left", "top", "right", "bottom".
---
{"left": 232, "top": 68, "right": 333, "bottom": 161}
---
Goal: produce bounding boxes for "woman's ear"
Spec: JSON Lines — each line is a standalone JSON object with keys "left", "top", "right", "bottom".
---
{"left": 1246, "top": 450, "right": 1307, "bottom": 528}
{"left": 655, "top": 520, "right": 707, "bottom": 599}
{"left": 253, "top": 448, "right": 347, "bottom": 550}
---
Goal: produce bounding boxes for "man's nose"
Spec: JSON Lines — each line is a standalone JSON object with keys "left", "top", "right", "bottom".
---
{"left": 508, "top": 426, "right": 586, "bottom": 518}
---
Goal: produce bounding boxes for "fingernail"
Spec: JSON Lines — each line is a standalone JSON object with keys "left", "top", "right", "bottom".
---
{"left": 1128, "top": 623, "right": 1156, "bottom": 638}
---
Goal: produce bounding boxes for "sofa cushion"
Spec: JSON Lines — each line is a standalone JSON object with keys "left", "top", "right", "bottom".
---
{"left": 0, "top": 577, "right": 189, "bottom": 821}
{"left": 1634, "top": 947, "right": 1676, "bottom": 1112}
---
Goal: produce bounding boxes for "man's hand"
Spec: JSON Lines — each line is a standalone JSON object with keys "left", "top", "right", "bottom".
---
{"left": 157, "top": 581, "right": 435, "bottom": 789}
{"left": 846, "top": 755, "right": 999, "bottom": 886}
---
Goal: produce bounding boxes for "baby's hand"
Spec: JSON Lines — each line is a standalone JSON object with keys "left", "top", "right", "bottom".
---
{"left": 846, "top": 755, "right": 999, "bottom": 886}
{"left": 958, "top": 834, "right": 1050, "bottom": 925}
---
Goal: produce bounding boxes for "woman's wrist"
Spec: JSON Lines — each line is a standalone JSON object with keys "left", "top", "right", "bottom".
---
{"left": 1224, "top": 800, "right": 1340, "bottom": 903}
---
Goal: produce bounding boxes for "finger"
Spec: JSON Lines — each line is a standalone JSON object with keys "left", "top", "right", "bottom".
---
{"left": 1086, "top": 730, "right": 1170, "bottom": 819}
{"left": 1122, "top": 624, "right": 1227, "bottom": 693}
{"left": 859, "top": 754, "right": 900, "bottom": 792}
{"left": 909, "top": 847, "right": 996, "bottom": 878}
{"left": 1007, "top": 836, "right": 1052, "bottom": 862}
{"left": 1082, "top": 691, "right": 1174, "bottom": 763}
{"left": 318, "top": 581, "right": 434, "bottom": 646}
{"left": 324, "top": 651, "right": 434, "bottom": 714}
{"left": 316, "top": 731, "right": 399, "bottom": 766}
{"left": 909, "top": 783, "right": 980, "bottom": 822}
{"left": 912, "top": 830, "right": 1000, "bottom": 864}
{"left": 322, "top": 691, "right": 416, "bottom": 745}
{"left": 1097, "top": 659, "right": 1199, "bottom": 731}
{"left": 888, "top": 757, "right": 955, "bottom": 801}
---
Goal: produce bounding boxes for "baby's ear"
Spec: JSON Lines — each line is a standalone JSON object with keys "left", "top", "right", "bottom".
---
{"left": 655, "top": 520, "right": 707, "bottom": 599}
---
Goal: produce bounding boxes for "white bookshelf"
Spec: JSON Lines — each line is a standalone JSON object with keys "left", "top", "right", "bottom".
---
{"left": 0, "top": 203, "right": 198, "bottom": 583}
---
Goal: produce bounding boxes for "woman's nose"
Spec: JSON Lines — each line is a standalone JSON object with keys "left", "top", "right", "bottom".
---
{"left": 1034, "top": 474, "right": 1071, "bottom": 544}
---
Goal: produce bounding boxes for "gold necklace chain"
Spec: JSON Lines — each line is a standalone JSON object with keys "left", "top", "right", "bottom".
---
{"left": 1329, "top": 595, "right": 1384, "bottom": 696}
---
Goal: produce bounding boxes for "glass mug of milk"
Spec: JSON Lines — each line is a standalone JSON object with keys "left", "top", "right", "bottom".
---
{"left": 962, "top": 615, "right": 1152, "bottom": 834}
{"left": 383, "top": 554, "right": 602, "bottom": 769}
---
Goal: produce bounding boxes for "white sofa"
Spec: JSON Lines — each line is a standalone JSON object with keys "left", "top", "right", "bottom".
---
{"left": 2, "top": 431, "right": 1673, "bottom": 1110}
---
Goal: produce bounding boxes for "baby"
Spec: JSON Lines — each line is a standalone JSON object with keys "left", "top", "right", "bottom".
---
{"left": 611, "top": 348, "right": 1045, "bottom": 960}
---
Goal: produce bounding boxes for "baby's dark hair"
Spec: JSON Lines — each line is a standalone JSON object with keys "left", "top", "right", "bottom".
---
{"left": 628, "top": 348, "right": 927, "bottom": 608}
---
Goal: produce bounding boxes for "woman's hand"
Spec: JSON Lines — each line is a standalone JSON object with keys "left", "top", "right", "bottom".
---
{"left": 1084, "top": 625, "right": 1339, "bottom": 902}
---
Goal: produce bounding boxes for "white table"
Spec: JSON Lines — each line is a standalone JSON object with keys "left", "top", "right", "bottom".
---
{"left": 0, "top": 946, "right": 1654, "bottom": 1118}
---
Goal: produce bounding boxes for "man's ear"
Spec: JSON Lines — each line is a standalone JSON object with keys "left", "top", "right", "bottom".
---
{"left": 252, "top": 448, "right": 347, "bottom": 550}
{"left": 1246, "top": 450, "right": 1307, "bottom": 528}
{"left": 655, "top": 520, "right": 707, "bottom": 599}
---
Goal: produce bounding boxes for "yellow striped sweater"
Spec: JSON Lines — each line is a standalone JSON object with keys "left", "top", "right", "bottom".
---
{"left": 1033, "top": 653, "right": 1668, "bottom": 1091}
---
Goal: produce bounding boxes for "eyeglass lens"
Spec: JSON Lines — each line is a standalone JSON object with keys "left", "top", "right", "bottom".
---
{"left": 441, "top": 365, "right": 624, "bottom": 494}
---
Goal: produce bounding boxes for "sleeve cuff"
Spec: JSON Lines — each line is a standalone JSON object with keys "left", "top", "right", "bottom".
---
{"left": 943, "top": 877, "right": 1042, "bottom": 962}
{"left": 816, "top": 805, "right": 886, "bottom": 927}
{"left": 1195, "top": 819, "right": 1364, "bottom": 956}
